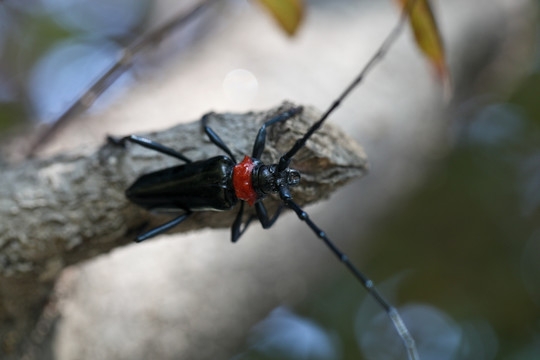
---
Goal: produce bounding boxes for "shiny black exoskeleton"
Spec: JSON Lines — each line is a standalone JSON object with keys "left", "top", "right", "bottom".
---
{"left": 112, "top": 107, "right": 303, "bottom": 242}
{"left": 126, "top": 155, "right": 237, "bottom": 212}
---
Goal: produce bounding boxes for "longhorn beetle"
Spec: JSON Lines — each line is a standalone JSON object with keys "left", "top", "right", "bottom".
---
{"left": 109, "top": 3, "right": 422, "bottom": 360}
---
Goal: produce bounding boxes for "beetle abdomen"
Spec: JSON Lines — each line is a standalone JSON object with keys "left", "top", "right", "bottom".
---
{"left": 126, "top": 155, "right": 237, "bottom": 212}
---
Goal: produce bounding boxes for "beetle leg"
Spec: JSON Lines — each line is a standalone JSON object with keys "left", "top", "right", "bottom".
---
{"left": 231, "top": 202, "right": 256, "bottom": 243}
{"left": 251, "top": 106, "right": 303, "bottom": 159}
{"left": 255, "top": 201, "right": 283, "bottom": 229}
{"left": 136, "top": 212, "right": 193, "bottom": 242}
{"left": 201, "top": 113, "right": 237, "bottom": 163}
{"left": 108, "top": 135, "right": 192, "bottom": 163}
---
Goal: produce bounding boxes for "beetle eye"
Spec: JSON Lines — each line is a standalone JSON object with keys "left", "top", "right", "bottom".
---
{"left": 287, "top": 169, "right": 301, "bottom": 186}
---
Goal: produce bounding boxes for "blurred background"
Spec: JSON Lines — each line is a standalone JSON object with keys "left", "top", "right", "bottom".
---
{"left": 0, "top": 0, "right": 539, "bottom": 359}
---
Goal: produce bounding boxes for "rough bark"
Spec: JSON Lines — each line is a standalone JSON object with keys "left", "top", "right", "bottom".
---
{"left": 0, "top": 102, "right": 366, "bottom": 357}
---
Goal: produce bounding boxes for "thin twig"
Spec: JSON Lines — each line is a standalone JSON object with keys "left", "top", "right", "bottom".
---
{"left": 27, "top": 0, "right": 220, "bottom": 156}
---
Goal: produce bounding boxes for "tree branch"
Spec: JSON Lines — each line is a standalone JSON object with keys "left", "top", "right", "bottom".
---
{"left": 0, "top": 102, "right": 366, "bottom": 357}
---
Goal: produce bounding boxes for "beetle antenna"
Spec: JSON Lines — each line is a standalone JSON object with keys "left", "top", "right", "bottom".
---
{"left": 278, "top": 0, "right": 416, "bottom": 171}
{"left": 284, "top": 198, "right": 419, "bottom": 360}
